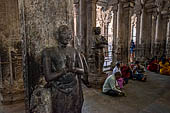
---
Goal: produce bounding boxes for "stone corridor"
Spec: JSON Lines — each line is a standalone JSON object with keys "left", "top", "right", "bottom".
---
{"left": 1, "top": 71, "right": 170, "bottom": 113}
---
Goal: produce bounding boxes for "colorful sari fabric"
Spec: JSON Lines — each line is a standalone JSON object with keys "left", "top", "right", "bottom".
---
{"left": 121, "top": 65, "right": 131, "bottom": 78}
{"left": 159, "top": 61, "right": 170, "bottom": 75}
{"left": 147, "top": 60, "right": 159, "bottom": 72}
{"left": 117, "top": 78, "right": 124, "bottom": 89}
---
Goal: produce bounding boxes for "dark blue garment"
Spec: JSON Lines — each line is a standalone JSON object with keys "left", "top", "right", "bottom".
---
{"left": 132, "top": 74, "right": 144, "bottom": 80}
{"left": 130, "top": 42, "right": 135, "bottom": 54}
{"left": 103, "top": 90, "right": 120, "bottom": 96}
{"left": 123, "top": 78, "right": 129, "bottom": 84}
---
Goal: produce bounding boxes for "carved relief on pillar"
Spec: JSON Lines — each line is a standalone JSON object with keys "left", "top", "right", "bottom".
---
{"left": 0, "top": 1, "right": 24, "bottom": 104}
{"left": 115, "top": 40, "right": 123, "bottom": 61}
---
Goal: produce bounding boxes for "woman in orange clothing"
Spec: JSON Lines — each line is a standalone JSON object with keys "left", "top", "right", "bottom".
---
{"left": 159, "top": 58, "right": 170, "bottom": 75}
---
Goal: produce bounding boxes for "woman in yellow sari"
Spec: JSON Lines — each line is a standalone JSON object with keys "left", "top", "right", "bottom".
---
{"left": 159, "top": 58, "right": 170, "bottom": 75}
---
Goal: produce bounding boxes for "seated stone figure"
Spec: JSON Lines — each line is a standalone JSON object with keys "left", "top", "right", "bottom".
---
{"left": 41, "top": 25, "right": 84, "bottom": 113}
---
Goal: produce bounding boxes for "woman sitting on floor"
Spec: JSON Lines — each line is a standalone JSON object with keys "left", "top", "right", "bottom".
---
{"left": 112, "top": 62, "right": 124, "bottom": 89}
{"left": 159, "top": 57, "right": 170, "bottom": 75}
{"left": 147, "top": 56, "right": 159, "bottom": 72}
{"left": 132, "top": 61, "right": 147, "bottom": 81}
{"left": 121, "top": 64, "right": 132, "bottom": 84}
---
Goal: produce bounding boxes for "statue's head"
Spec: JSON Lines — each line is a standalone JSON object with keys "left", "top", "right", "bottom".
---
{"left": 93, "top": 27, "right": 101, "bottom": 35}
{"left": 56, "top": 25, "right": 72, "bottom": 45}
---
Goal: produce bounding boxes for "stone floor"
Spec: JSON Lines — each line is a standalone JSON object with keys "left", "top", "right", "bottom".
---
{"left": 1, "top": 71, "right": 170, "bottom": 113}
{"left": 82, "top": 71, "right": 170, "bottom": 113}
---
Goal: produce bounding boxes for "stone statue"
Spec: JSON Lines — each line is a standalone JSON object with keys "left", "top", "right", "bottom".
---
{"left": 93, "top": 27, "right": 108, "bottom": 49}
{"left": 88, "top": 27, "right": 108, "bottom": 88}
{"left": 89, "top": 27, "right": 108, "bottom": 73}
{"left": 41, "top": 25, "right": 84, "bottom": 113}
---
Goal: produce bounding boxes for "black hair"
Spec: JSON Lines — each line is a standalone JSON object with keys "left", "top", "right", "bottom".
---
{"left": 116, "top": 63, "right": 120, "bottom": 67}
{"left": 135, "top": 61, "right": 139, "bottom": 64}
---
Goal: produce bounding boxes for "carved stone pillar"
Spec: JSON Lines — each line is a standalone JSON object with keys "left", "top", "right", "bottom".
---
{"left": 115, "top": 1, "right": 132, "bottom": 63}
{"left": 116, "top": 2, "right": 123, "bottom": 62}
{"left": 151, "top": 15, "right": 157, "bottom": 56}
{"left": 145, "top": 14, "right": 152, "bottom": 58}
{"left": 87, "top": 0, "right": 107, "bottom": 88}
{"left": 112, "top": 11, "right": 117, "bottom": 63}
{"left": 139, "top": 8, "right": 146, "bottom": 58}
{"left": 162, "top": 16, "right": 168, "bottom": 56}
{"left": 0, "top": 56, "right": 2, "bottom": 88}
{"left": 79, "top": 0, "right": 87, "bottom": 53}
{"left": 0, "top": 0, "right": 24, "bottom": 104}
{"left": 124, "top": 4, "right": 133, "bottom": 63}
{"left": 138, "top": 8, "right": 152, "bottom": 59}
{"left": 18, "top": 0, "right": 75, "bottom": 112}
{"left": 73, "top": 3, "right": 80, "bottom": 48}
{"left": 135, "top": 12, "right": 141, "bottom": 58}
{"left": 86, "top": 0, "right": 97, "bottom": 57}
{"left": 166, "top": 19, "right": 170, "bottom": 57}
{"left": 104, "top": 23, "right": 109, "bottom": 57}
{"left": 154, "top": 13, "right": 164, "bottom": 56}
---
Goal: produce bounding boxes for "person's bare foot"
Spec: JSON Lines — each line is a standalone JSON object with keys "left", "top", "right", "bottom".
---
{"left": 142, "top": 77, "right": 147, "bottom": 82}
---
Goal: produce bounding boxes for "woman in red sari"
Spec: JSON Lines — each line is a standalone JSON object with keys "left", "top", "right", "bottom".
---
{"left": 121, "top": 64, "right": 131, "bottom": 84}
{"left": 147, "top": 56, "right": 159, "bottom": 72}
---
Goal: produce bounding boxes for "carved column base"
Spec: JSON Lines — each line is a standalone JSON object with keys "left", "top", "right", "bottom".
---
{"left": 0, "top": 90, "right": 24, "bottom": 104}
{"left": 0, "top": 79, "right": 24, "bottom": 104}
